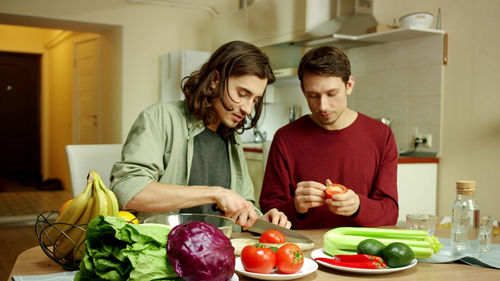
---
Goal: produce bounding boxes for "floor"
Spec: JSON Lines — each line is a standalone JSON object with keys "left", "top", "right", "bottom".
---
{"left": 0, "top": 180, "right": 73, "bottom": 281}
{"left": 0, "top": 189, "right": 72, "bottom": 227}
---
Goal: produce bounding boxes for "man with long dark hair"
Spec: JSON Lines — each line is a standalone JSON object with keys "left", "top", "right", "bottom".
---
{"left": 111, "top": 41, "right": 291, "bottom": 229}
{"left": 260, "top": 46, "right": 398, "bottom": 229}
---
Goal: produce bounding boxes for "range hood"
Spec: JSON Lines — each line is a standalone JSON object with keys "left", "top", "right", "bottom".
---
{"left": 293, "top": 0, "right": 378, "bottom": 45}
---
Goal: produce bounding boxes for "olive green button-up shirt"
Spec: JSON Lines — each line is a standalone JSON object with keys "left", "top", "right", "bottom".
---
{"left": 110, "top": 101, "right": 261, "bottom": 221}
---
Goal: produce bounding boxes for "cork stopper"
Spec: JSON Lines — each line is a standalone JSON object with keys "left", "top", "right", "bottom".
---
{"left": 456, "top": 180, "right": 476, "bottom": 195}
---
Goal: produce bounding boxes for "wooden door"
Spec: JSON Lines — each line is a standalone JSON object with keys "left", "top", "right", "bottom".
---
{"left": 0, "top": 52, "right": 41, "bottom": 181}
{"left": 73, "top": 37, "right": 100, "bottom": 144}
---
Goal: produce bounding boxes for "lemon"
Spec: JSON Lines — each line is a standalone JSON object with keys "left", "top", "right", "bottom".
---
{"left": 58, "top": 199, "right": 73, "bottom": 215}
{"left": 118, "top": 210, "right": 139, "bottom": 224}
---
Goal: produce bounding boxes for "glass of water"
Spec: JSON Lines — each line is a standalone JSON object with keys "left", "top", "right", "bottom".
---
{"left": 479, "top": 216, "right": 494, "bottom": 252}
{"left": 406, "top": 213, "right": 437, "bottom": 236}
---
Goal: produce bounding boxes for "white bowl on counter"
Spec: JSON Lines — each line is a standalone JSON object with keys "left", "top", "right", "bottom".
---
{"left": 399, "top": 12, "right": 434, "bottom": 29}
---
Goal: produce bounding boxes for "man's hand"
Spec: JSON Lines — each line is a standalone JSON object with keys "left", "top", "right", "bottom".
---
{"left": 213, "top": 188, "right": 259, "bottom": 229}
{"left": 230, "top": 207, "right": 259, "bottom": 230}
{"left": 261, "top": 208, "right": 292, "bottom": 229}
{"left": 325, "top": 189, "right": 360, "bottom": 216}
{"left": 293, "top": 181, "right": 326, "bottom": 214}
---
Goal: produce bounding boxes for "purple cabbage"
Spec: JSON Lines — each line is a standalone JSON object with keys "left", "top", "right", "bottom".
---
{"left": 166, "top": 221, "right": 235, "bottom": 281}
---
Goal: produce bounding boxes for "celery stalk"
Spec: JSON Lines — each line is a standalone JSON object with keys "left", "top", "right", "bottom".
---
{"left": 323, "top": 227, "right": 442, "bottom": 259}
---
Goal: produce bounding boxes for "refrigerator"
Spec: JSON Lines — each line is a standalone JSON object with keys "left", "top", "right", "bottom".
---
{"left": 160, "top": 50, "right": 210, "bottom": 102}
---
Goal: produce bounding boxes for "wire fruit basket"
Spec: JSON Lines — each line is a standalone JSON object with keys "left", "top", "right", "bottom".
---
{"left": 35, "top": 211, "right": 87, "bottom": 271}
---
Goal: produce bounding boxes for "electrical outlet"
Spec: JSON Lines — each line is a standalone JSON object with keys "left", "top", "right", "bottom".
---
{"left": 417, "top": 134, "right": 432, "bottom": 148}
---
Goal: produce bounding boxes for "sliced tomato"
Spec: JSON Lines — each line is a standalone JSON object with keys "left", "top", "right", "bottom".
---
{"left": 276, "top": 243, "right": 304, "bottom": 274}
{"left": 259, "top": 229, "right": 286, "bottom": 244}
{"left": 241, "top": 245, "right": 276, "bottom": 274}
{"left": 325, "top": 183, "right": 347, "bottom": 199}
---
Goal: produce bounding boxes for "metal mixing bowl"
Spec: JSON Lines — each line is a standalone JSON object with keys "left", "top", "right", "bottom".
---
{"left": 143, "top": 213, "right": 235, "bottom": 238}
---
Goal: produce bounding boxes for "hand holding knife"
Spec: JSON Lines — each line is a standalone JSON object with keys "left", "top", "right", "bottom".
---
{"left": 212, "top": 204, "right": 311, "bottom": 243}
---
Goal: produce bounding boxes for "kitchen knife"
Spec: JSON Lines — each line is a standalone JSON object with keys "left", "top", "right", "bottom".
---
{"left": 248, "top": 218, "right": 314, "bottom": 244}
{"left": 211, "top": 204, "right": 313, "bottom": 244}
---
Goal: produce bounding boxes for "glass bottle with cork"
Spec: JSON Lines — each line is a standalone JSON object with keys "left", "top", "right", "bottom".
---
{"left": 451, "top": 180, "right": 480, "bottom": 257}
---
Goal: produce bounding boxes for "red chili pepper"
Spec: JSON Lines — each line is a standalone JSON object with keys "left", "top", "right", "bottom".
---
{"left": 314, "top": 257, "right": 387, "bottom": 269}
{"left": 334, "top": 254, "right": 384, "bottom": 263}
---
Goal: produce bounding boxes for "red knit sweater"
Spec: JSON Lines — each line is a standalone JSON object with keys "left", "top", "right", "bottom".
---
{"left": 259, "top": 113, "right": 398, "bottom": 229}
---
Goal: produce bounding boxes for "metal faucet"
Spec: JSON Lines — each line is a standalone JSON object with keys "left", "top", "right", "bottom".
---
{"left": 289, "top": 105, "right": 301, "bottom": 123}
{"left": 253, "top": 127, "right": 267, "bottom": 143}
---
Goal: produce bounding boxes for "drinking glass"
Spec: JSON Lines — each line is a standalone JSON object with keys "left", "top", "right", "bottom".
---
{"left": 479, "top": 216, "right": 494, "bottom": 252}
{"left": 406, "top": 213, "right": 437, "bottom": 236}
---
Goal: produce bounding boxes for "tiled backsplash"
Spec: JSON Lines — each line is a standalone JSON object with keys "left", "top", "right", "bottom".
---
{"left": 243, "top": 35, "right": 443, "bottom": 155}
{"left": 347, "top": 35, "right": 443, "bottom": 153}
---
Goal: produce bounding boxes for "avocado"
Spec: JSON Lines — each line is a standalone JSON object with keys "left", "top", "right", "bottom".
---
{"left": 356, "top": 238, "right": 385, "bottom": 257}
{"left": 382, "top": 242, "right": 415, "bottom": 268}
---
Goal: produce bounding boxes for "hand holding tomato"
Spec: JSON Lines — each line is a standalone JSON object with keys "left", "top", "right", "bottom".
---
{"left": 259, "top": 230, "right": 286, "bottom": 244}
{"left": 276, "top": 243, "right": 304, "bottom": 274}
{"left": 241, "top": 245, "right": 276, "bottom": 274}
{"left": 325, "top": 178, "right": 347, "bottom": 199}
{"left": 324, "top": 179, "right": 360, "bottom": 216}
{"left": 293, "top": 181, "right": 327, "bottom": 214}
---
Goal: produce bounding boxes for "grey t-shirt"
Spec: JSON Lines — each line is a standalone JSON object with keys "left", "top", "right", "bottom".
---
{"left": 180, "top": 127, "right": 230, "bottom": 214}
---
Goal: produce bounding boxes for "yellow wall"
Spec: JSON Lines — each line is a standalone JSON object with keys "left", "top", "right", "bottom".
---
{"left": 46, "top": 32, "right": 74, "bottom": 188}
{"left": 373, "top": 0, "right": 500, "bottom": 218}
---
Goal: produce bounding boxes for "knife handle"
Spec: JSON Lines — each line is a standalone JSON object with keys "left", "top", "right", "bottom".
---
{"left": 211, "top": 204, "right": 225, "bottom": 214}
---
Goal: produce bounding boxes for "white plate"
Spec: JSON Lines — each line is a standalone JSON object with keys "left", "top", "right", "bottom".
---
{"left": 232, "top": 273, "right": 239, "bottom": 281}
{"left": 234, "top": 257, "right": 318, "bottom": 280}
{"left": 311, "top": 248, "right": 417, "bottom": 274}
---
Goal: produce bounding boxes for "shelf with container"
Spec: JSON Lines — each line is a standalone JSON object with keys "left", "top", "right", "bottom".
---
{"left": 269, "top": 27, "right": 448, "bottom": 82}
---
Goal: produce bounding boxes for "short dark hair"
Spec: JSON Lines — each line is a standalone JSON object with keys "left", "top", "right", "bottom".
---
{"left": 182, "top": 41, "right": 275, "bottom": 138}
{"left": 298, "top": 46, "right": 351, "bottom": 85}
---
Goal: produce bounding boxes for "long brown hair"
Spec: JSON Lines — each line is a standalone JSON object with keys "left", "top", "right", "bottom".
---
{"left": 182, "top": 41, "right": 275, "bottom": 139}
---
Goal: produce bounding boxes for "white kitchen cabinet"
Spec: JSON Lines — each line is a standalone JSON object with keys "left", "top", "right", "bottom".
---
{"left": 160, "top": 50, "right": 210, "bottom": 102}
{"left": 397, "top": 163, "right": 438, "bottom": 225}
{"left": 212, "top": 7, "right": 250, "bottom": 50}
{"left": 244, "top": 149, "right": 265, "bottom": 208}
{"left": 213, "top": 0, "right": 356, "bottom": 48}
{"left": 246, "top": 0, "right": 307, "bottom": 46}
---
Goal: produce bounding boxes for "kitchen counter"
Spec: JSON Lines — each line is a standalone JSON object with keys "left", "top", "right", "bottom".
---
{"left": 242, "top": 143, "right": 264, "bottom": 153}
{"left": 243, "top": 143, "right": 440, "bottom": 164}
{"left": 10, "top": 228, "right": 500, "bottom": 280}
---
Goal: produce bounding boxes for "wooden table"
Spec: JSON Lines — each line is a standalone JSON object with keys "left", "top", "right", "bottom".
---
{"left": 10, "top": 228, "right": 500, "bottom": 280}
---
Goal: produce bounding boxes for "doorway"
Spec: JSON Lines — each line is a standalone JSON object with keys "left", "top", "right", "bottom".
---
{"left": 73, "top": 37, "right": 100, "bottom": 144}
{"left": 0, "top": 51, "right": 41, "bottom": 189}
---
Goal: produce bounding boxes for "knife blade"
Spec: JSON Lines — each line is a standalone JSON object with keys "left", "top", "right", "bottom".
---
{"left": 248, "top": 218, "right": 314, "bottom": 244}
{"left": 211, "top": 204, "right": 313, "bottom": 244}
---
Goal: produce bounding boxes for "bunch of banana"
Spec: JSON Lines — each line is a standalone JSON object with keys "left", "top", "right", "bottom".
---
{"left": 44, "top": 169, "right": 119, "bottom": 261}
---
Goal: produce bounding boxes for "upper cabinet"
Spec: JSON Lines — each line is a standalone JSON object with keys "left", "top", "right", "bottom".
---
{"left": 212, "top": 0, "right": 446, "bottom": 55}
{"left": 212, "top": 0, "right": 370, "bottom": 48}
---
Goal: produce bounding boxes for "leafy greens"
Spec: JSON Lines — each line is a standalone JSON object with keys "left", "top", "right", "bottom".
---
{"left": 74, "top": 215, "right": 181, "bottom": 281}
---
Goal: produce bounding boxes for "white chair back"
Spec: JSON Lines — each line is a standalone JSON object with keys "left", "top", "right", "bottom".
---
{"left": 65, "top": 144, "right": 122, "bottom": 197}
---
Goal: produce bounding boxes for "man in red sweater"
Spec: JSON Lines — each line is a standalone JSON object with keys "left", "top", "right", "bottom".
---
{"left": 259, "top": 46, "right": 398, "bottom": 229}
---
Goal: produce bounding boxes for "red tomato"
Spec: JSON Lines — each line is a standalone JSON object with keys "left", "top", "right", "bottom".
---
{"left": 241, "top": 245, "right": 276, "bottom": 274}
{"left": 325, "top": 183, "right": 347, "bottom": 199}
{"left": 276, "top": 243, "right": 304, "bottom": 274}
{"left": 259, "top": 229, "right": 286, "bottom": 244}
